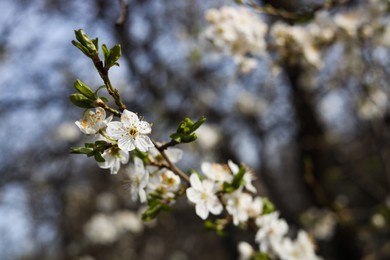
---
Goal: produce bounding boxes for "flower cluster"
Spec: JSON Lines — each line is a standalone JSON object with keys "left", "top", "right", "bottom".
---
{"left": 75, "top": 108, "right": 154, "bottom": 174}
{"left": 71, "top": 29, "right": 322, "bottom": 260}
{"left": 204, "top": 6, "right": 268, "bottom": 73}
{"left": 186, "top": 161, "right": 321, "bottom": 259}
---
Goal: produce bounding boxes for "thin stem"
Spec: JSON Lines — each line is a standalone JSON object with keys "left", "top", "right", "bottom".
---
{"left": 159, "top": 140, "right": 179, "bottom": 151}
{"left": 92, "top": 56, "right": 127, "bottom": 112}
{"left": 96, "top": 99, "right": 121, "bottom": 116}
{"left": 152, "top": 139, "right": 190, "bottom": 183}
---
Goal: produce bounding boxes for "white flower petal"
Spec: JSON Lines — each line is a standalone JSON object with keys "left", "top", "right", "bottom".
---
{"left": 208, "top": 197, "right": 223, "bottom": 215}
{"left": 138, "top": 189, "right": 147, "bottom": 203}
{"left": 106, "top": 122, "right": 127, "bottom": 139}
{"left": 201, "top": 162, "right": 212, "bottom": 177}
{"left": 104, "top": 114, "right": 113, "bottom": 124}
{"left": 121, "top": 110, "right": 139, "bottom": 128}
{"left": 202, "top": 179, "right": 216, "bottom": 193}
{"left": 189, "top": 174, "right": 203, "bottom": 191}
{"left": 118, "top": 135, "right": 136, "bottom": 151}
{"left": 94, "top": 107, "right": 106, "bottom": 122}
{"left": 138, "top": 121, "right": 152, "bottom": 134}
{"left": 135, "top": 135, "right": 153, "bottom": 152}
{"left": 165, "top": 148, "right": 183, "bottom": 163}
{"left": 134, "top": 157, "right": 145, "bottom": 172}
{"left": 186, "top": 188, "right": 201, "bottom": 203}
{"left": 120, "top": 150, "right": 130, "bottom": 164}
{"left": 196, "top": 202, "right": 209, "bottom": 220}
{"left": 228, "top": 160, "right": 239, "bottom": 174}
{"left": 110, "top": 159, "right": 121, "bottom": 174}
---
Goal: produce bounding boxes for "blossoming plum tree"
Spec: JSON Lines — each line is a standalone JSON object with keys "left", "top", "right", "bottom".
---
{"left": 69, "top": 24, "right": 321, "bottom": 259}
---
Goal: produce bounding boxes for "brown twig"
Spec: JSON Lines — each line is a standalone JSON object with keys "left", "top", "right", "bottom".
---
{"left": 116, "top": 0, "right": 128, "bottom": 26}
{"left": 152, "top": 139, "right": 190, "bottom": 183}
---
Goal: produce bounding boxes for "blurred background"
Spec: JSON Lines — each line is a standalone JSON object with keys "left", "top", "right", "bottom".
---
{"left": 0, "top": 0, "right": 389, "bottom": 259}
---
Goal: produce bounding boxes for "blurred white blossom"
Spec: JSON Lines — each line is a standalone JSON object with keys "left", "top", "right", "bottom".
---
{"left": 204, "top": 6, "right": 268, "bottom": 73}
{"left": 127, "top": 157, "right": 149, "bottom": 203}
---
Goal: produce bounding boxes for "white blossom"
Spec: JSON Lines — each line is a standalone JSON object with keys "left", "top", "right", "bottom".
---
{"left": 255, "top": 212, "right": 289, "bottom": 253}
{"left": 75, "top": 107, "right": 112, "bottom": 135}
{"left": 204, "top": 6, "right": 268, "bottom": 73}
{"left": 224, "top": 190, "right": 252, "bottom": 226}
{"left": 276, "top": 231, "right": 320, "bottom": 260}
{"left": 147, "top": 169, "right": 181, "bottom": 200}
{"left": 84, "top": 213, "right": 118, "bottom": 244}
{"left": 238, "top": 241, "right": 255, "bottom": 260}
{"left": 106, "top": 110, "right": 154, "bottom": 152}
{"left": 186, "top": 174, "right": 223, "bottom": 220}
{"left": 127, "top": 157, "right": 149, "bottom": 203}
{"left": 201, "top": 162, "right": 232, "bottom": 190}
{"left": 97, "top": 146, "right": 129, "bottom": 174}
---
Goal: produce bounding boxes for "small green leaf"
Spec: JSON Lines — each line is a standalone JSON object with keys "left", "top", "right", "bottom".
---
{"left": 107, "top": 44, "right": 121, "bottom": 67}
{"left": 69, "top": 93, "right": 94, "bottom": 108}
{"left": 92, "top": 37, "right": 99, "bottom": 51}
{"left": 169, "top": 133, "right": 183, "bottom": 143}
{"left": 94, "top": 152, "right": 105, "bottom": 163}
{"left": 204, "top": 220, "right": 216, "bottom": 230}
{"left": 73, "top": 29, "right": 98, "bottom": 58}
{"left": 253, "top": 252, "right": 269, "bottom": 260}
{"left": 70, "top": 147, "right": 93, "bottom": 154}
{"left": 74, "top": 80, "right": 95, "bottom": 99}
{"left": 181, "top": 133, "right": 197, "bottom": 143}
{"left": 74, "top": 29, "right": 97, "bottom": 52}
{"left": 231, "top": 165, "right": 246, "bottom": 190}
{"left": 102, "top": 44, "right": 109, "bottom": 62}
{"left": 142, "top": 199, "right": 171, "bottom": 221}
{"left": 71, "top": 40, "right": 90, "bottom": 57}
{"left": 190, "top": 116, "right": 206, "bottom": 132}
{"left": 85, "top": 143, "right": 95, "bottom": 148}
{"left": 99, "top": 96, "right": 109, "bottom": 102}
{"left": 95, "top": 140, "right": 108, "bottom": 147}
{"left": 262, "top": 198, "right": 275, "bottom": 215}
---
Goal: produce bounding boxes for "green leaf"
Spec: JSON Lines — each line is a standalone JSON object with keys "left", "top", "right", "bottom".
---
{"left": 69, "top": 93, "right": 94, "bottom": 108}
{"left": 231, "top": 165, "right": 246, "bottom": 190}
{"left": 107, "top": 44, "right": 121, "bottom": 67}
{"left": 85, "top": 143, "right": 95, "bottom": 148}
{"left": 94, "top": 152, "right": 105, "bottom": 163}
{"left": 74, "top": 29, "right": 97, "bottom": 52}
{"left": 74, "top": 80, "right": 95, "bottom": 99}
{"left": 204, "top": 220, "right": 216, "bottom": 230}
{"left": 92, "top": 37, "right": 99, "bottom": 51}
{"left": 71, "top": 40, "right": 90, "bottom": 57}
{"left": 95, "top": 140, "right": 108, "bottom": 147}
{"left": 222, "top": 165, "right": 246, "bottom": 193}
{"left": 99, "top": 96, "right": 109, "bottom": 102}
{"left": 70, "top": 147, "right": 93, "bottom": 154}
{"left": 254, "top": 252, "right": 269, "bottom": 260}
{"left": 190, "top": 116, "right": 206, "bottom": 132}
{"left": 102, "top": 44, "right": 109, "bottom": 62}
{"left": 181, "top": 133, "right": 197, "bottom": 143}
{"left": 262, "top": 198, "right": 276, "bottom": 215}
{"left": 73, "top": 29, "right": 98, "bottom": 57}
{"left": 169, "top": 133, "right": 183, "bottom": 143}
{"left": 142, "top": 199, "right": 171, "bottom": 221}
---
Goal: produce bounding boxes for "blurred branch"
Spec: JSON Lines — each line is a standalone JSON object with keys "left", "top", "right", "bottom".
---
{"left": 116, "top": 0, "right": 128, "bottom": 26}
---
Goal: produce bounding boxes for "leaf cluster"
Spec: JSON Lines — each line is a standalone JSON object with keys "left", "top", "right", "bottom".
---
{"left": 71, "top": 140, "right": 110, "bottom": 163}
{"left": 142, "top": 196, "right": 171, "bottom": 221}
{"left": 169, "top": 116, "right": 206, "bottom": 144}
